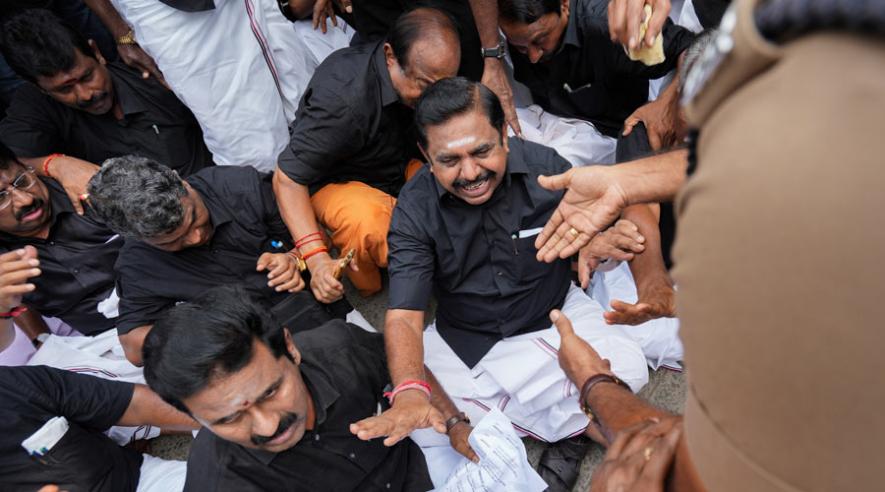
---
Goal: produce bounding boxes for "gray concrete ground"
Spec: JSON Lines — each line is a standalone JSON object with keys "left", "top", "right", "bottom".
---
{"left": 150, "top": 280, "right": 686, "bottom": 491}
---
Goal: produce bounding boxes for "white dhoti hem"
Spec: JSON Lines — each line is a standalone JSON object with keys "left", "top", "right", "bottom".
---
{"left": 137, "top": 454, "right": 187, "bottom": 492}
{"left": 513, "top": 105, "right": 617, "bottom": 167}
{"left": 424, "top": 284, "right": 648, "bottom": 443}
{"left": 587, "top": 261, "right": 684, "bottom": 370}
{"left": 26, "top": 329, "right": 158, "bottom": 444}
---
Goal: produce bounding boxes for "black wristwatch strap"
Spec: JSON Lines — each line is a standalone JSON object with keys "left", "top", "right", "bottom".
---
{"left": 579, "top": 374, "right": 631, "bottom": 423}
{"left": 480, "top": 41, "right": 507, "bottom": 59}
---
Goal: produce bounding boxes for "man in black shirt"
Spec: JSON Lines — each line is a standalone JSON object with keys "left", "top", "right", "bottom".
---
{"left": 351, "top": 78, "right": 653, "bottom": 491}
{"left": 498, "top": 0, "right": 695, "bottom": 138}
{"left": 273, "top": 7, "right": 460, "bottom": 299}
{"left": 0, "top": 9, "right": 212, "bottom": 213}
{"left": 0, "top": 365, "right": 195, "bottom": 492}
{"left": 143, "top": 287, "right": 467, "bottom": 491}
{"left": 87, "top": 156, "right": 371, "bottom": 366}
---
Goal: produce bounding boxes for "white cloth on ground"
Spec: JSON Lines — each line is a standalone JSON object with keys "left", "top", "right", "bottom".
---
{"left": 0, "top": 317, "right": 80, "bottom": 366}
{"left": 587, "top": 260, "right": 683, "bottom": 370}
{"left": 424, "top": 283, "right": 648, "bottom": 443}
{"left": 26, "top": 328, "right": 158, "bottom": 444}
{"left": 137, "top": 454, "right": 187, "bottom": 492}
{"left": 512, "top": 105, "right": 617, "bottom": 166}
{"left": 110, "top": 0, "right": 353, "bottom": 171}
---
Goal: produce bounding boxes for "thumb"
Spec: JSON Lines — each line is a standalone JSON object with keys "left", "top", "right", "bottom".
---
{"left": 550, "top": 309, "right": 576, "bottom": 338}
{"left": 622, "top": 117, "right": 638, "bottom": 136}
{"left": 256, "top": 253, "right": 271, "bottom": 271}
{"left": 430, "top": 407, "right": 447, "bottom": 434}
{"left": 22, "top": 245, "right": 38, "bottom": 260}
{"left": 537, "top": 168, "right": 574, "bottom": 191}
{"left": 68, "top": 190, "right": 85, "bottom": 215}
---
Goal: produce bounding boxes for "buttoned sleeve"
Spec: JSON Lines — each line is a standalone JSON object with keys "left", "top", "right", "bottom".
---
{"left": 277, "top": 84, "right": 369, "bottom": 186}
{"left": 387, "top": 179, "right": 436, "bottom": 312}
{"left": 0, "top": 84, "right": 65, "bottom": 158}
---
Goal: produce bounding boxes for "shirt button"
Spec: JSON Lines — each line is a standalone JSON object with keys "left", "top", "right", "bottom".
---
{"left": 314, "top": 434, "right": 320, "bottom": 441}
{"left": 386, "top": 484, "right": 391, "bottom": 489}
{"left": 48, "top": 241, "right": 54, "bottom": 246}
{"left": 496, "top": 271, "right": 503, "bottom": 276}
{"left": 349, "top": 452, "right": 356, "bottom": 459}
{"left": 72, "top": 268, "right": 79, "bottom": 274}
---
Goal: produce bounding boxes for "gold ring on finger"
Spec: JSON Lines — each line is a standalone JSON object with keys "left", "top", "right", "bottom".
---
{"left": 643, "top": 446, "right": 653, "bottom": 461}
{"left": 568, "top": 227, "right": 580, "bottom": 239}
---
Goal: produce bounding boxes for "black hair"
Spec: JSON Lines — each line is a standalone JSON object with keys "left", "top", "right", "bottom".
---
{"left": 0, "top": 9, "right": 96, "bottom": 84}
{"left": 386, "top": 7, "right": 459, "bottom": 69}
{"left": 415, "top": 77, "right": 506, "bottom": 148}
{"left": 754, "top": 0, "right": 885, "bottom": 42}
{"left": 0, "top": 141, "right": 21, "bottom": 171}
{"left": 142, "top": 285, "right": 291, "bottom": 413}
{"left": 498, "top": 0, "right": 562, "bottom": 24}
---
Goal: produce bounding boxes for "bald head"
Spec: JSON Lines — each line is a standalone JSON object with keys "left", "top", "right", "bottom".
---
{"left": 384, "top": 7, "right": 461, "bottom": 108}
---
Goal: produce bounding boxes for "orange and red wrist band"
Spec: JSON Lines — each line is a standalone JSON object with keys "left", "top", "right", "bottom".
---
{"left": 384, "top": 379, "right": 432, "bottom": 404}
{"left": 300, "top": 246, "right": 328, "bottom": 262}
{"left": 294, "top": 232, "right": 323, "bottom": 249}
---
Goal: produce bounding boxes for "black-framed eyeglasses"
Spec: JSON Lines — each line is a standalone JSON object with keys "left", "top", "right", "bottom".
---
{"left": 0, "top": 167, "right": 37, "bottom": 211}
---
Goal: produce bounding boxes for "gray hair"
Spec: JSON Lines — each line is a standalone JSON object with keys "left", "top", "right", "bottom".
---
{"left": 678, "top": 28, "right": 719, "bottom": 91}
{"left": 87, "top": 155, "right": 188, "bottom": 239}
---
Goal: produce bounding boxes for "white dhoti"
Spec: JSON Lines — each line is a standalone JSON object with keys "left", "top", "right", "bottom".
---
{"left": 424, "top": 284, "right": 648, "bottom": 443}
{"left": 111, "top": 0, "right": 353, "bottom": 171}
{"left": 137, "top": 454, "right": 187, "bottom": 492}
{"left": 513, "top": 105, "right": 617, "bottom": 167}
{"left": 587, "top": 261, "right": 684, "bottom": 370}
{"left": 26, "top": 329, "right": 158, "bottom": 444}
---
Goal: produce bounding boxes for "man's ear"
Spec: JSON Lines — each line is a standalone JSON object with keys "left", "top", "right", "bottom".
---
{"left": 383, "top": 43, "right": 398, "bottom": 71}
{"left": 500, "top": 125, "right": 510, "bottom": 152}
{"left": 283, "top": 328, "right": 301, "bottom": 365}
{"left": 87, "top": 39, "right": 107, "bottom": 66}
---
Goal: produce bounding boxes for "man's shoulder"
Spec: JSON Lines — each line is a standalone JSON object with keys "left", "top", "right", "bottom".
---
{"left": 508, "top": 137, "right": 571, "bottom": 175}
{"left": 392, "top": 166, "right": 437, "bottom": 218}
{"left": 308, "top": 43, "right": 377, "bottom": 100}
{"left": 187, "top": 166, "right": 264, "bottom": 194}
{"left": 293, "top": 320, "right": 383, "bottom": 355}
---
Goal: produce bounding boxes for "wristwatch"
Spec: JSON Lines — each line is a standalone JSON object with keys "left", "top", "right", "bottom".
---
{"left": 480, "top": 41, "right": 507, "bottom": 59}
{"left": 444, "top": 412, "right": 471, "bottom": 434}
{"left": 116, "top": 30, "right": 137, "bottom": 46}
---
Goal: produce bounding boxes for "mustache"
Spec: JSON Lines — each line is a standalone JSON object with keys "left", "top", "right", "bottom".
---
{"left": 15, "top": 199, "right": 44, "bottom": 222}
{"left": 76, "top": 91, "right": 108, "bottom": 109}
{"left": 453, "top": 170, "right": 494, "bottom": 189}
{"left": 250, "top": 412, "right": 299, "bottom": 446}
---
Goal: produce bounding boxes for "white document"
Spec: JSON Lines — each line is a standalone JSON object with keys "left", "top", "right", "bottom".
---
{"left": 434, "top": 409, "right": 547, "bottom": 492}
{"left": 22, "top": 416, "right": 69, "bottom": 457}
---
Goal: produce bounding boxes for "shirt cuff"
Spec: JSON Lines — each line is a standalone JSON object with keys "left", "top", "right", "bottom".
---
{"left": 388, "top": 277, "right": 432, "bottom": 311}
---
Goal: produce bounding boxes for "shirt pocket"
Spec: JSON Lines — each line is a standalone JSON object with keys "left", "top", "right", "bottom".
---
{"left": 33, "top": 424, "right": 117, "bottom": 487}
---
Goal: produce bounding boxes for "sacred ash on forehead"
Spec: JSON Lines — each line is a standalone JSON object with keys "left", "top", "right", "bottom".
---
{"left": 446, "top": 136, "right": 477, "bottom": 149}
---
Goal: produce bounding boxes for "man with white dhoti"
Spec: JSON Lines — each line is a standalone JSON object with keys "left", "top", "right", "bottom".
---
{"left": 105, "top": 0, "right": 353, "bottom": 171}
{"left": 350, "top": 77, "right": 679, "bottom": 492}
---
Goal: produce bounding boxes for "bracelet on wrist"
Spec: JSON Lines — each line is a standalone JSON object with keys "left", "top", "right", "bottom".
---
{"left": 301, "top": 246, "right": 328, "bottom": 262}
{"left": 444, "top": 412, "right": 470, "bottom": 434}
{"left": 383, "top": 379, "right": 432, "bottom": 404}
{"left": 578, "top": 373, "right": 631, "bottom": 423}
{"left": 116, "top": 30, "right": 137, "bottom": 46}
{"left": 42, "top": 153, "right": 64, "bottom": 178}
{"left": 0, "top": 305, "right": 28, "bottom": 319}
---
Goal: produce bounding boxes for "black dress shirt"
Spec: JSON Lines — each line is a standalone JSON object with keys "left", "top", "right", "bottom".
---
{"left": 183, "top": 320, "right": 432, "bottom": 492}
{"left": 0, "top": 179, "right": 119, "bottom": 335}
{"left": 510, "top": 0, "right": 695, "bottom": 137}
{"left": 115, "top": 166, "right": 346, "bottom": 335}
{"left": 0, "top": 62, "right": 213, "bottom": 176}
{"left": 277, "top": 40, "right": 420, "bottom": 196}
{"left": 388, "top": 138, "right": 573, "bottom": 367}
{"left": 0, "top": 366, "right": 141, "bottom": 492}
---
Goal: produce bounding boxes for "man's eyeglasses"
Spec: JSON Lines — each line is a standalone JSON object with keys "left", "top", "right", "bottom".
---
{"left": 0, "top": 167, "right": 37, "bottom": 210}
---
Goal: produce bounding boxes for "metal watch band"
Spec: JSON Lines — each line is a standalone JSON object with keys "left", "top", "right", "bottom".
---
{"left": 444, "top": 412, "right": 470, "bottom": 434}
{"left": 480, "top": 42, "right": 506, "bottom": 59}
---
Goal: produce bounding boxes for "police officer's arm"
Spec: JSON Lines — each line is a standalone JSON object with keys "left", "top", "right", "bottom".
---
{"left": 554, "top": 310, "right": 704, "bottom": 491}
{"left": 536, "top": 148, "right": 688, "bottom": 262}
{"left": 118, "top": 383, "right": 198, "bottom": 431}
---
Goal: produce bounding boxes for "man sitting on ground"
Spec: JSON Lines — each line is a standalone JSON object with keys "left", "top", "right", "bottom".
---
{"left": 87, "top": 157, "right": 371, "bottom": 366}
{"left": 143, "top": 286, "right": 470, "bottom": 491}
{"left": 0, "top": 9, "right": 212, "bottom": 212}
{"left": 350, "top": 78, "right": 680, "bottom": 491}
{"left": 273, "top": 7, "right": 460, "bottom": 299}
{"left": 0, "top": 365, "right": 196, "bottom": 492}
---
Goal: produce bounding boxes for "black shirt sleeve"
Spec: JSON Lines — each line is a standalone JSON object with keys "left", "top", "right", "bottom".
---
{"left": 0, "top": 84, "right": 65, "bottom": 158}
{"left": 387, "top": 181, "right": 436, "bottom": 311}
{"left": 10, "top": 366, "right": 134, "bottom": 432}
{"left": 277, "top": 85, "right": 369, "bottom": 186}
{"left": 115, "top": 254, "right": 176, "bottom": 335}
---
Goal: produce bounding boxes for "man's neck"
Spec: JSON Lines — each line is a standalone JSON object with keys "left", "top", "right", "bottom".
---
{"left": 305, "top": 390, "right": 316, "bottom": 431}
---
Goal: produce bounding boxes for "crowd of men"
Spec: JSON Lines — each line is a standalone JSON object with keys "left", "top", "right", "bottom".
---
{"left": 0, "top": 0, "right": 880, "bottom": 491}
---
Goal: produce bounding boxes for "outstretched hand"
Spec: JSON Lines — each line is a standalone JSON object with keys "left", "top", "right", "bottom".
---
{"left": 535, "top": 167, "right": 630, "bottom": 263}
{"left": 350, "top": 391, "right": 446, "bottom": 447}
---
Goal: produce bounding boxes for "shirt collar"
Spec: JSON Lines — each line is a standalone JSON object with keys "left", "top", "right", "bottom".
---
{"left": 434, "top": 143, "right": 531, "bottom": 201}
{"left": 243, "top": 359, "right": 340, "bottom": 466}
{"left": 109, "top": 64, "right": 149, "bottom": 117}
{"left": 562, "top": 1, "right": 583, "bottom": 48}
{"left": 372, "top": 42, "right": 400, "bottom": 107}
{"left": 186, "top": 176, "right": 234, "bottom": 230}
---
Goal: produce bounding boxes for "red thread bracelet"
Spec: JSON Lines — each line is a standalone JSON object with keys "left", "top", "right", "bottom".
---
{"left": 295, "top": 237, "right": 324, "bottom": 249}
{"left": 0, "top": 306, "right": 28, "bottom": 319}
{"left": 301, "top": 246, "right": 328, "bottom": 262}
{"left": 383, "top": 379, "right": 432, "bottom": 404}
{"left": 42, "top": 153, "right": 64, "bottom": 178}
{"left": 294, "top": 232, "right": 322, "bottom": 248}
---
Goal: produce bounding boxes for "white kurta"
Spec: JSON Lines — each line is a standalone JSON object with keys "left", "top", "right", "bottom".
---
{"left": 110, "top": 0, "right": 353, "bottom": 171}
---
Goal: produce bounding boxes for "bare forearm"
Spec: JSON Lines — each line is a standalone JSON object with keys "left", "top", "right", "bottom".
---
{"left": 83, "top": 0, "right": 131, "bottom": 38}
{"left": 272, "top": 169, "right": 329, "bottom": 260}
{"left": 119, "top": 385, "right": 198, "bottom": 431}
{"left": 619, "top": 149, "right": 688, "bottom": 205}
{"left": 383, "top": 311, "right": 426, "bottom": 386}
{"left": 15, "top": 307, "right": 49, "bottom": 341}
{"left": 622, "top": 204, "right": 670, "bottom": 287}
{"left": 426, "top": 369, "right": 459, "bottom": 419}
{"left": 468, "top": 0, "right": 500, "bottom": 47}
{"left": 587, "top": 382, "right": 671, "bottom": 443}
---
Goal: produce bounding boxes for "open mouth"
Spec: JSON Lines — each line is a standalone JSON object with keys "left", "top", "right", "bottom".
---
{"left": 20, "top": 207, "right": 44, "bottom": 223}
{"left": 458, "top": 175, "right": 492, "bottom": 198}
{"left": 265, "top": 423, "right": 296, "bottom": 447}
